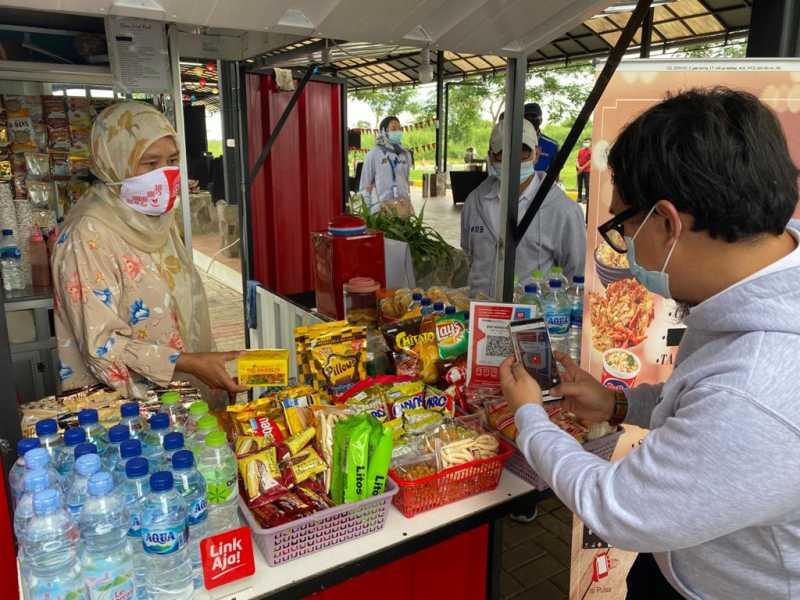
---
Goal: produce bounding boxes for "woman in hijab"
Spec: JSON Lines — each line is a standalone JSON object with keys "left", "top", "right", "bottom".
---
{"left": 358, "top": 115, "right": 414, "bottom": 216}
{"left": 52, "top": 101, "right": 245, "bottom": 405}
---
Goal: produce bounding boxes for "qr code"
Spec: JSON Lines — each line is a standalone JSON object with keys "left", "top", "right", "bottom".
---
{"left": 485, "top": 335, "right": 513, "bottom": 357}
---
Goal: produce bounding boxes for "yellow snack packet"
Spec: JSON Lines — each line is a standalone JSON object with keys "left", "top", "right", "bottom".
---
{"left": 237, "top": 349, "right": 289, "bottom": 388}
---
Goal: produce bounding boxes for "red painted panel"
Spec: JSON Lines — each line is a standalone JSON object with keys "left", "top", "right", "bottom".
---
{"left": 306, "top": 525, "right": 488, "bottom": 600}
{"left": 245, "top": 73, "right": 344, "bottom": 295}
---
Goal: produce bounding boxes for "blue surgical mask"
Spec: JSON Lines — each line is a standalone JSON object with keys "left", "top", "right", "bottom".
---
{"left": 387, "top": 131, "right": 403, "bottom": 144}
{"left": 624, "top": 205, "right": 679, "bottom": 298}
{"left": 519, "top": 160, "right": 535, "bottom": 183}
{"left": 488, "top": 158, "right": 500, "bottom": 178}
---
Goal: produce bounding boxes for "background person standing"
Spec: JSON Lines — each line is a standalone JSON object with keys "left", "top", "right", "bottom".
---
{"left": 359, "top": 115, "right": 414, "bottom": 216}
{"left": 576, "top": 138, "right": 592, "bottom": 201}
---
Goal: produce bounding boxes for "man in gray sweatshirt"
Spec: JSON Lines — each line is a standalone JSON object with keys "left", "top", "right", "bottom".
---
{"left": 500, "top": 87, "right": 800, "bottom": 599}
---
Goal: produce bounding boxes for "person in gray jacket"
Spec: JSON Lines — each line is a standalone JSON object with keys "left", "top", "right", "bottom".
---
{"left": 460, "top": 119, "right": 586, "bottom": 298}
{"left": 500, "top": 87, "right": 800, "bottom": 599}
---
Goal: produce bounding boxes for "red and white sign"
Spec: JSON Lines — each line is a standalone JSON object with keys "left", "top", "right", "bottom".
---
{"left": 466, "top": 301, "right": 539, "bottom": 385}
{"left": 200, "top": 526, "right": 256, "bottom": 590}
{"left": 120, "top": 166, "right": 180, "bottom": 215}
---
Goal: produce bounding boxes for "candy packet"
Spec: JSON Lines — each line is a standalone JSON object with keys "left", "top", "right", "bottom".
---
{"left": 281, "top": 446, "right": 327, "bottom": 487}
{"left": 234, "top": 435, "right": 269, "bottom": 459}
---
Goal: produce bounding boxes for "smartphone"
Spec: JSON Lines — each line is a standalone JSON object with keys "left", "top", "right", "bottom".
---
{"left": 508, "top": 318, "right": 563, "bottom": 401}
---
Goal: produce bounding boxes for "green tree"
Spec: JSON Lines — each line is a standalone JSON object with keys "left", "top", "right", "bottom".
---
{"left": 350, "top": 87, "right": 422, "bottom": 126}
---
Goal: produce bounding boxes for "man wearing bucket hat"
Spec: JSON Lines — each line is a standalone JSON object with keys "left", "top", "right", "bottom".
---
{"left": 501, "top": 88, "right": 800, "bottom": 599}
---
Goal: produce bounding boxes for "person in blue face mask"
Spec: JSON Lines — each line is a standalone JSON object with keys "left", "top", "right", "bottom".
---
{"left": 499, "top": 88, "right": 800, "bottom": 600}
{"left": 359, "top": 115, "right": 414, "bottom": 216}
{"left": 460, "top": 119, "right": 586, "bottom": 299}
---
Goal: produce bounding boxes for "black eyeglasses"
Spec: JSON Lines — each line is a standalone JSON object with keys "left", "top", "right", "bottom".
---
{"left": 597, "top": 207, "right": 639, "bottom": 254}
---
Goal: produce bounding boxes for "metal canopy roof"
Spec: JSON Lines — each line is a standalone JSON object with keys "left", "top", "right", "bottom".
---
{"left": 255, "top": 0, "right": 751, "bottom": 89}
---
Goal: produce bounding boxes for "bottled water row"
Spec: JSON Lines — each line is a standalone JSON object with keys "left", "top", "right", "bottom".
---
{"left": 14, "top": 396, "right": 241, "bottom": 599}
{"left": 515, "top": 268, "right": 584, "bottom": 361}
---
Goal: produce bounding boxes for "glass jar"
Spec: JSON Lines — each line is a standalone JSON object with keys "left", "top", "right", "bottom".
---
{"left": 343, "top": 277, "right": 380, "bottom": 327}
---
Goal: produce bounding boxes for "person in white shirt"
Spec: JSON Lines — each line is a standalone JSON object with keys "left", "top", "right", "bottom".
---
{"left": 460, "top": 120, "right": 586, "bottom": 298}
{"left": 359, "top": 116, "right": 414, "bottom": 216}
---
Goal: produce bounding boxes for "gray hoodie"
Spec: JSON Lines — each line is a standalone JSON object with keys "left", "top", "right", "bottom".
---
{"left": 515, "top": 224, "right": 800, "bottom": 599}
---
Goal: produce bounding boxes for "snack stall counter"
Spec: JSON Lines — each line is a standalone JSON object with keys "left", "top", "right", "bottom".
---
{"left": 210, "top": 471, "right": 538, "bottom": 599}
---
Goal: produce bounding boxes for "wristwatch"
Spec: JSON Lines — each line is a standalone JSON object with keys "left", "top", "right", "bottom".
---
{"left": 609, "top": 390, "right": 628, "bottom": 426}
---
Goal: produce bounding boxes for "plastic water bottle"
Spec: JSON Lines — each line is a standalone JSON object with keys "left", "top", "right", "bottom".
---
{"left": 544, "top": 279, "right": 571, "bottom": 355}
{"left": 531, "top": 270, "right": 546, "bottom": 291}
{"left": 198, "top": 431, "right": 239, "bottom": 533}
{"left": 433, "top": 301, "right": 445, "bottom": 316}
{"left": 21, "top": 488, "right": 85, "bottom": 599}
{"left": 185, "top": 401, "right": 209, "bottom": 436}
{"left": 114, "top": 439, "right": 143, "bottom": 485}
{"left": 78, "top": 408, "right": 108, "bottom": 453}
{"left": 142, "top": 412, "right": 171, "bottom": 464}
{"left": 409, "top": 292, "right": 423, "bottom": 311}
{"left": 65, "top": 452, "right": 101, "bottom": 519}
{"left": 162, "top": 431, "right": 185, "bottom": 470}
{"left": 14, "top": 468, "right": 57, "bottom": 539}
{"left": 547, "top": 266, "right": 569, "bottom": 291}
{"left": 160, "top": 390, "right": 187, "bottom": 432}
{"left": 513, "top": 275, "right": 524, "bottom": 303}
{"left": 56, "top": 427, "right": 87, "bottom": 477}
{"left": 0, "top": 228, "right": 16, "bottom": 253}
{"left": 420, "top": 297, "right": 433, "bottom": 316}
{"left": 120, "top": 401, "right": 147, "bottom": 440}
{"left": 141, "top": 471, "right": 194, "bottom": 598}
{"left": 520, "top": 284, "right": 544, "bottom": 318}
{"left": 22, "top": 447, "right": 62, "bottom": 497}
{"left": 1, "top": 246, "right": 25, "bottom": 291}
{"left": 79, "top": 471, "right": 136, "bottom": 599}
{"left": 172, "top": 449, "right": 209, "bottom": 587}
{"left": 123, "top": 457, "right": 150, "bottom": 599}
{"left": 567, "top": 275, "right": 585, "bottom": 362}
{"left": 74, "top": 442, "right": 98, "bottom": 460}
{"left": 188, "top": 414, "right": 219, "bottom": 458}
{"left": 35, "top": 418, "right": 63, "bottom": 463}
{"left": 103, "top": 423, "right": 131, "bottom": 471}
{"left": 444, "top": 305, "right": 456, "bottom": 315}
{"left": 10, "top": 437, "right": 41, "bottom": 505}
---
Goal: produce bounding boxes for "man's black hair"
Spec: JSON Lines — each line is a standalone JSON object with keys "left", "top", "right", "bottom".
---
{"left": 379, "top": 115, "right": 400, "bottom": 131}
{"left": 608, "top": 87, "right": 798, "bottom": 242}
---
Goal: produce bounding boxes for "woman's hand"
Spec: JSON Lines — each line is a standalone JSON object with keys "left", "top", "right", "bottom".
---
{"left": 499, "top": 357, "right": 543, "bottom": 414}
{"left": 175, "top": 351, "right": 247, "bottom": 395}
{"left": 551, "top": 352, "right": 615, "bottom": 422}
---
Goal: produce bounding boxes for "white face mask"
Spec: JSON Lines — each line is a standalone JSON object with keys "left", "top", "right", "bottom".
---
{"left": 119, "top": 166, "right": 180, "bottom": 216}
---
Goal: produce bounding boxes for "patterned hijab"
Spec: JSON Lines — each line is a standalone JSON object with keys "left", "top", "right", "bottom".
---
{"left": 64, "top": 101, "right": 212, "bottom": 354}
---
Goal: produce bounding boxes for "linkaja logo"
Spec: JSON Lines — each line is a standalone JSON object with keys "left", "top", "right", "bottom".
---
{"left": 201, "top": 526, "right": 256, "bottom": 590}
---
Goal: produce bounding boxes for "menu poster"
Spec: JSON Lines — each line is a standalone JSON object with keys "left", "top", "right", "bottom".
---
{"left": 106, "top": 16, "right": 172, "bottom": 94}
{"left": 572, "top": 59, "right": 800, "bottom": 600}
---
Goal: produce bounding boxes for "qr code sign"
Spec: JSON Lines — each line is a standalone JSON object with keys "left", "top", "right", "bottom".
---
{"left": 485, "top": 335, "right": 513, "bottom": 357}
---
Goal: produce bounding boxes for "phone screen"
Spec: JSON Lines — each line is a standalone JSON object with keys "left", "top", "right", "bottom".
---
{"left": 509, "top": 319, "right": 561, "bottom": 395}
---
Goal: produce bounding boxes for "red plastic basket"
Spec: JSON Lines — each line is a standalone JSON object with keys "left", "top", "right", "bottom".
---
{"left": 389, "top": 438, "right": 515, "bottom": 518}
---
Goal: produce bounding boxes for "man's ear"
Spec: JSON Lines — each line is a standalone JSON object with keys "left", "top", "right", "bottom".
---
{"left": 655, "top": 200, "right": 682, "bottom": 239}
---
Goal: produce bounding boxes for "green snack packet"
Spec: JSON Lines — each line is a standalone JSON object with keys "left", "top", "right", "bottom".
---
{"left": 344, "top": 419, "right": 372, "bottom": 503}
{"left": 435, "top": 312, "right": 468, "bottom": 359}
{"left": 331, "top": 415, "right": 364, "bottom": 505}
{"left": 367, "top": 414, "right": 383, "bottom": 456}
{"left": 365, "top": 425, "right": 393, "bottom": 496}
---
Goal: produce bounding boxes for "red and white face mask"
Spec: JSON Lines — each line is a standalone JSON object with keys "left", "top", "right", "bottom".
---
{"left": 119, "top": 166, "right": 180, "bottom": 216}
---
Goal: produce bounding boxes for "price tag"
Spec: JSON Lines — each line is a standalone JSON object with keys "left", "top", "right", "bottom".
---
{"left": 200, "top": 527, "right": 255, "bottom": 590}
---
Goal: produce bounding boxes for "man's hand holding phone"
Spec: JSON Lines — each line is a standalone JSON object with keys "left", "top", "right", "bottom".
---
{"left": 551, "top": 352, "right": 616, "bottom": 423}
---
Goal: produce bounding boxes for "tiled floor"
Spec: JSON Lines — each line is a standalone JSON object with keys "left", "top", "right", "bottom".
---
{"left": 196, "top": 191, "right": 574, "bottom": 599}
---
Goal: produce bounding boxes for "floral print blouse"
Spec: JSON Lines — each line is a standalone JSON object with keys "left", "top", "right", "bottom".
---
{"left": 53, "top": 217, "right": 190, "bottom": 399}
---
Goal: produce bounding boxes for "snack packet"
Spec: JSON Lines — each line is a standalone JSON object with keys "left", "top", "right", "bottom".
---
{"left": 383, "top": 380, "right": 425, "bottom": 419}
{"left": 486, "top": 400, "right": 517, "bottom": 440}
{"left": 365, "top": 425, "right": 393, "bottom": 496}
{"left": 344, "top": 418, "right": 372, "bottom": 503}
{"left": 391, "top": 452, "right": 438, "bottom": 481}
{"left": 237, "top": 349, "right": 289, "bottom": 388}
{"left": 435, "top": 311, "right": 468, "bottom": 359}
{"left": 345, "top": 387, "right": 389, "bottom": 421}
{"left": 382, "top": 317, "right": 435, "bottom": 378}
{"left": 403, "top": 408, "right": 444, "bottom": 436}
{"left": 278, "top": 386, "right": 323, "bottom": 435}
{"left": 330, "top": 415, "right": 364, "bottom": 504}
{"left": 275, "top": 426, "right": 315, "bottom": 459}
{"left": 239, "top": 447, "right": 287, "bottom": 507}
{"left": 281, "top": 447, "right": 327, "bottom": 487}
{"left": 234, "top": 435, "right": 269, "bottom": 459}
{"left": 423, "top": 386, "right": 455, "bottom": 417}
{"left": 308, "top": 331, "right": 367, "bottom": 397}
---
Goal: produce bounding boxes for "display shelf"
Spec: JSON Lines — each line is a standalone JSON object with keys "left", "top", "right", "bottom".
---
{"left": 3, "top": 287, "right": 53, "bottom": 311}
{"left": 207, "top": 470, "right": 535, "bottom": 599}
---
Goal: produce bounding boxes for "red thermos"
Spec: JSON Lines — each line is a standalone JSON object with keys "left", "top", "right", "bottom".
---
{"left": 313, "top": 216, "right": 386, "bottom": 320}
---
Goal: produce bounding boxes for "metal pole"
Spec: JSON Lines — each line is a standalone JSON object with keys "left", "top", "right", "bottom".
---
{"left": 515, "top": 0, "right": 653, "bottom": 243}
{"left": 443, "top": 82, "right": 450, "bottom": 173}
{"left": 747, "top": 0, "right": 800, "bottom": 57}
{"left": 435, "top": 50, "right": 445, "bottom": 174}
{"left": 640, "top": 6, "right": 654, "bottom": 58}
{"left": 167, "top": 25, "right": 192, "bottom": 255}
{"left": 495, "top": 56, "right": 526, "bottom": 302}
